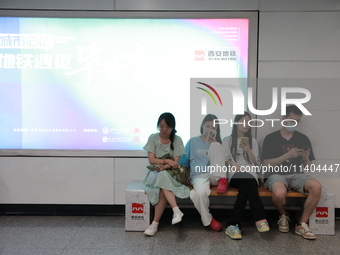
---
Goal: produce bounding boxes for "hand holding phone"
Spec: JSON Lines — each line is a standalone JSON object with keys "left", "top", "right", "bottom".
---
{"left": 152, "top": 165, "right": 161, "bottom": 171}
{"left": 207, "top": 130, "right": 216, "bottom": 139}
{"left": 303, "top": 145, "right": 310, "bottom": 151}
{"left": 301, "top": 145, "right": 311, "bottom": 160}
{"left": 240, "top": 137, "right": 249, "bottom": 145}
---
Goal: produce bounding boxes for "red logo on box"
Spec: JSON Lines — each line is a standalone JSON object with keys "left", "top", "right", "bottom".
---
{"left": 316, "top": 207, "right": 328, "bottom": 218}
{"left": 195, "top": 50, "right": 205, "bottom": 61}
{"left": 132, "top": 203, "right": 144, "bottom": 213}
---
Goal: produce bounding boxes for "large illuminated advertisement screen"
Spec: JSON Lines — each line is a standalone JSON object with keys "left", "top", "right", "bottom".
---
{"left": 0, "top": 12, "right": 258, "bottom": 156}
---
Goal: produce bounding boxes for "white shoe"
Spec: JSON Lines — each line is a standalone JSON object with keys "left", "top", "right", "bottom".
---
{"left": 172, "top": 210, "right": 184, "bottom": 225}
{"left": 295, "top": 223, "right": 316, "bottom": 240}
{"left": 277, "top": 214, "right": 290, "bottom": 233}
{"left": 144, "top": 224, "right": 158, "bottom": 236}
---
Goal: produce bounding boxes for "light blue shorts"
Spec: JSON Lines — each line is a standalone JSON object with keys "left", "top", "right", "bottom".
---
{"left": 264, "top": 174, "right": 313, "bottom": 195}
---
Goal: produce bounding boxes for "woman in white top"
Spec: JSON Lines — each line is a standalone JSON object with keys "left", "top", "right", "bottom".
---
{"left": 223, "top": 112, "right": 269, "bottom": 239}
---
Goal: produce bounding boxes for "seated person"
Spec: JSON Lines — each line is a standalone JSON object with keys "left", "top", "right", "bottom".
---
{"left": 223, "top": 112, "right": 269, "bottom": 240}
{"left": 143, "top": 112, "right": 190, "bottom": 236}
{"left": 179, "top": 114, "right": 227, "bottom": 232}
{"left": 262, "top": 105, "right": 322, "bottom": 240}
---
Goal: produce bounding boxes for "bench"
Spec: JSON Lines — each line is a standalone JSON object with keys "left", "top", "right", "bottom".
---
{"left": 206, "top": 185, "right": 308, "bottom": 211}
{"left": 177, "top": 184, "right": 308, "bottom": 211}
{"left": 125, "top": 181, "right": 334, "bottom": 235}
{"left": 210, "top": 185, "right": 307, "bottom": 197}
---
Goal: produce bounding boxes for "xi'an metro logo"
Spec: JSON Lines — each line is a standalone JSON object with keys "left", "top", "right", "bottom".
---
{"left": 132, "top": 203, "right": 144, "bottom": 213}
{"left": 316, "top": 207, "right": 328, "bottom": 218}
{"left": 195, "top": 50, "right": 205, "bottom": 61}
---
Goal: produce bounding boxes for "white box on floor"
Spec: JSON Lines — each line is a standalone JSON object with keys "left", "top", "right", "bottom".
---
{"left": 309, "top": 187, "right": 335, "bottom": 235}
{"left": 125, "top": 181, "right": 150, "bottom": 231}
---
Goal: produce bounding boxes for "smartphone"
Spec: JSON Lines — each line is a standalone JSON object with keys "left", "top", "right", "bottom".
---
{"left": 207, "top": 130, "right": 217, "bottom": 140}
{"left": 152, "top": 165, "right": 161, "bottom": 170}
{"left": 303, "top": 145, "right": 310, "bottom": 151}
{"left": 240, "top": 137, "right": 249, "bottom": 145}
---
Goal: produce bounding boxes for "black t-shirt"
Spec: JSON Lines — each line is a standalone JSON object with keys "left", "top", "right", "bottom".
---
{"left": 262, "top": 130, "right": 315, "bottom": 177}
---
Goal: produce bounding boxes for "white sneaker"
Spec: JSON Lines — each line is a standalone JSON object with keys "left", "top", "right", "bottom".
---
{"left": 172, "top": 210, "right": 184, "bottom": 225}
{"left": 144, "top": 224, "right": 158, "bottom": 236}
{"left": 295, "top": 223, "right": 316, "bottom": 240}
{"left": 277, "top": 214, "right": 290, "bottom": 233}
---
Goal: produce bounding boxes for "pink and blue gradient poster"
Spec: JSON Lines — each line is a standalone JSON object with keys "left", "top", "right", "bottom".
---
{"left": 0, "top": 17, "right": 249, "bottom": 152}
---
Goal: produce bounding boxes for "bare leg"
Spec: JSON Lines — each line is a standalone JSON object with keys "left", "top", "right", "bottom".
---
{"left": 300, "top": 178, "right": 322, "bottom": 223}
{"left": 153, "top": 189, "right": 167, "bottom": 223}
{"left": 162, "top": 189, "right": 178, "bottom": 209}
{"left": 271, "top": 181, "right": 288, "bottom": 215}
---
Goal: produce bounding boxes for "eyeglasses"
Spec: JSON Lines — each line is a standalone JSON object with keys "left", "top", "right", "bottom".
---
{"left": 158, "top": 125, "right": 172, "bottom": 132}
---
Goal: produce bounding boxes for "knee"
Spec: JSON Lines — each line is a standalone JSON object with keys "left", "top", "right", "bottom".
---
{"left": 190, "top": 187, "right": 209, "bottom": 200}
{"left": 306, "top": 179, "right": 322, "bottom": 196}
{"left": 159, "top": 189, "right": 165, "bottom": 198}
{"left": 209, "top": 142, "right": 220, "bottom": 151}
{"left": 272, "top": 189, "right": 287, "bottom": 201}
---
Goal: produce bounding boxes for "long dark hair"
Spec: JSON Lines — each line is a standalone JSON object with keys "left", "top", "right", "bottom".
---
{"left": 200, "top": 114, "right": 222, "bottom": 144}
{"left": 229, "top": 112, "right": 252, "bottom": 164}
{"left": 157, "top": 112, "right": 177, "bottom": 150}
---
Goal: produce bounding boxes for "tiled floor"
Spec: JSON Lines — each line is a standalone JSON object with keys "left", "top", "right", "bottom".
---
{"left": 0, "top": 210, "right": 338, "bottom": 255}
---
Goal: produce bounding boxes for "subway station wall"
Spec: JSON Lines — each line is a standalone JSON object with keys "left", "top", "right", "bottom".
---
{"left": 0, "top": 0, "right": 340, "bottom": 206}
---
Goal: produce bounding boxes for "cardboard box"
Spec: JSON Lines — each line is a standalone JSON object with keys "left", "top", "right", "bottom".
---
{"left": 125, "top": 181, "right": 150, "bottom": 231}
{"left": 309, "top": 187, "right": 335, "bottom": 235}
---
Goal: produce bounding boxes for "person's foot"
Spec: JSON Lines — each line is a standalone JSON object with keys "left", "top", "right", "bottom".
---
{"left": 225, "top": 225, "right": 242, "bottom": 239}
{"left": 295, "top": 223, "right": 316, "bottom": 240}
{"left": 209, "top": 218, "right": 222, "bottom": 231}
{"left": 172, "top": 210, "right": 184, "bottom": 225}
{"left": 277, "top": 214, "right": 290, "bottom": 232}
{"left": 216, "top": 178, "right": 228, "bottom": 194}
{"left": 144, "top": 223, "right": 158, "bottom": 236}
{"left": 255, "top": 219, "right": 270, "bottom": 232}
